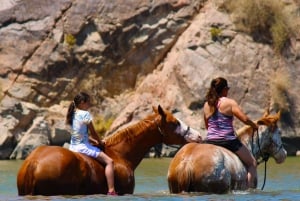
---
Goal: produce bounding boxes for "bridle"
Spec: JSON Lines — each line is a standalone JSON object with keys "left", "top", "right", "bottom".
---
{"left": 251, "top": 126, "right": 284, "bottom": 190}
{"left": 154, "top": 118, "right": 191, "bottom": 157}
{"left": 251, "top": 128, "right": 268, "bottom": 190}
{"left": 251, "top": 129, "right": 270, "bottom": 164}
{"left": 155, "top": 118, "right": 190, "bottom": 138}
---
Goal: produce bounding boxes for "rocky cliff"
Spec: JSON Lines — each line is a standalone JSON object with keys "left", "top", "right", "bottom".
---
{"left": 0, "top": 0, "right": 300, "bottom": 159}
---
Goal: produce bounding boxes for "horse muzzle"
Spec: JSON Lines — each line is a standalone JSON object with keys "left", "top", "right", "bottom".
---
{"left": 273, "top": 147, "right": 287, "bottom": 164}
{"left": 185, "top": 127, "right": 202, "bottom": 143}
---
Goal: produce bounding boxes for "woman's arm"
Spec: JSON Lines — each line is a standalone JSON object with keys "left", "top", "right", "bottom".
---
{"left": 88, "top": 122, "right": 101, "bottom": 143}
{"left": 231, "top": 99, "right": 258, "bottom": 130}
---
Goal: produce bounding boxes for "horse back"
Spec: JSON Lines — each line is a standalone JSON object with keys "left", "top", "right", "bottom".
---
{"left": 17, "top": 145, "right": 106, "bottom": 195}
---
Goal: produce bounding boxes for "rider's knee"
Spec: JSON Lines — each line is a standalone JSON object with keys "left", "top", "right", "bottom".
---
{"left": 107, "top": 157, "right": 114, "bottom": 166}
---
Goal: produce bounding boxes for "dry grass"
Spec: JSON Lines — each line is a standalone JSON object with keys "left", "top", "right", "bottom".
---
{"left": 270, "top": 69, "right": 291, "bottom": 113}
{"left": 216, "top": 0, "right": 300, "bottom": 54}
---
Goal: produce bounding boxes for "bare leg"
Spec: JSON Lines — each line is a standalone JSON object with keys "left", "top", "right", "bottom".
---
{"left": 235, "top": 144, "right": 257, "bottom": 188}
{"left": 97, "top": 152, "right": 116, "bottom": 193}
{"left": 247, "top": 165, "right": 257, "bottom": 188}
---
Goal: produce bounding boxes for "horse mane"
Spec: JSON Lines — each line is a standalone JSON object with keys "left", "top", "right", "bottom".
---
{"left": 236, "top": 112, "right": 279, "bottom": 138}
{"left": 104, "top": 113, "right": 157, "bottom": 146}
{"left": 236, "top": 125, "right": 253, "bottom": 138}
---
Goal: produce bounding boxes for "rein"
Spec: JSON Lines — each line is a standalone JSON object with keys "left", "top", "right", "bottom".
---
{"left": 157, "top": 123, "right": 165, "bottom": 137}
{"left": 154, "top": 119, "right": 190, "bottom": 157}
{"left": 251, "top": 129, "right": 269, "bottom": 190}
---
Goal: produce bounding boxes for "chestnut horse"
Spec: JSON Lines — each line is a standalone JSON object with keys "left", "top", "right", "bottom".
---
{"left": 17, "top": 105, "right": 201, "bottom": 196}
{"left": 167, "top": 111, "right": 287, "bottom": 194}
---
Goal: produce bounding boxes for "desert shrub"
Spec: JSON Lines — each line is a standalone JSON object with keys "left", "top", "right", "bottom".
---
{"left": 64, "top": 33, "right": 76, "bottom": 47}
{"left": 210, "top": 27, "right": 222, "bottom": 41}
{"left": 217, "top": 0, "right": 297, "bottom": 54}
{"left": 271, "top": 17, "right": 289, "bottom": 53}
{"left": 270, "top": 69, "right": 291, "bottom": 113}
{"left": 93, "top": 115, "right": 114, "bottom": 137}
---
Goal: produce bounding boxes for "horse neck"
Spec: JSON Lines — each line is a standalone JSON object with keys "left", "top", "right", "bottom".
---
{"left": 238, "top": 128, "right": 263, "bottom": 160}
{"left": 105, "top": 115, "right": 163, "bottom": 170}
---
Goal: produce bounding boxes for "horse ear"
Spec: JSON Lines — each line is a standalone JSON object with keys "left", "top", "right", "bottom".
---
{"left": 263, "top": 108, "right": 270, "bottom": 117}
{"left": 257, "top": 119, "right": 265, "bottom": 125}
{"left": 158, "top": 105, "right": 166, "bottom": 118}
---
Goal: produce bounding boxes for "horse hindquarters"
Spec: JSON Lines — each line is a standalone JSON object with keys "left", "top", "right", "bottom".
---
{"left": 167, "top": 155, "right": 191, "bottom": 193}
{"left": 17, "top": 146, "right": 97, "bottom": 195}
{"left": 17, "top": 160, "right": 37, "bottom": 195}
{"left": 168, "top": 144, "right": 245, "bottom": 194}
{"left": 168, "top": 143, "right": 202, "bottom": 193}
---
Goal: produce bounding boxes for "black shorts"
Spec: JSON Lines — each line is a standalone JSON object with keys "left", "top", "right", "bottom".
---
{"left": 205, "top": 138, "right": 243, "bottom": 152}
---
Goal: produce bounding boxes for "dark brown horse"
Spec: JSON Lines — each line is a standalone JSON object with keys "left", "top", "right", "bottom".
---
{"left": 17, "top": 105, "right": 201, "bottom": 196}
{"left": 167, "top": 111, "right": 287, "bottom": 194}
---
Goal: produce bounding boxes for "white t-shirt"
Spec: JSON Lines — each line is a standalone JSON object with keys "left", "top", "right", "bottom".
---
{"left": 70, "top": 109, "right": 92, "bottom": 145}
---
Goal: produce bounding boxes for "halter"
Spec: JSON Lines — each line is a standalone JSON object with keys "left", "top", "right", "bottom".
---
{"left": 155, "top": 118, "right": 190, "bottom": 138}
{"left": 251, "top": 128, "right": 268, "bottom": 190}
{"left": 251, "top": 126, "right": 284, "bottom": 190}
{"left": 272, "top": 140, "right": 284, "bottom": 157}
{"left": 157, "top": 124, "right": 165, "bottom": 137}
{"left": 251, "top": 129, "right": 270, "bottom": 164}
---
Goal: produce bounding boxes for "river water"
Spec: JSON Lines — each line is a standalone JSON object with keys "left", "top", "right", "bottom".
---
{"left": 0, "top": 157, "right": 299, "bottom": 201}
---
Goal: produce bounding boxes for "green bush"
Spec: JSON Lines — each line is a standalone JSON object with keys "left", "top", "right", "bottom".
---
{"left": 64, "top": 33, "right": 76, "bottom": 47}
{"left": 93, "top": 115, "right": 114, "bottom": 137}
{"left": 210, "top": 27, "right": 222, "bottom": 41}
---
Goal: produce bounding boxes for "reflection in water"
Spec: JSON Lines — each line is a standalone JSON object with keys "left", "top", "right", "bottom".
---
{"left": 0, "top": 157, "right": 300, "bottom": 200}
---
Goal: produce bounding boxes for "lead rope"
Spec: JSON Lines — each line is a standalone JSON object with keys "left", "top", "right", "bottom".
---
{"left": 261, "top": 160, "right": 268, "bottom": 190}
{"left": 251, "top": 129, "right": 269, "bottom": 190}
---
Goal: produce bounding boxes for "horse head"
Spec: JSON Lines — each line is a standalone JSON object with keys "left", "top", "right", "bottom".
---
{"left": 256, "top": 110, "right": 287, "bottom": 164}
{"left": 153, "top": 105, "right": 202, "bottom": 145}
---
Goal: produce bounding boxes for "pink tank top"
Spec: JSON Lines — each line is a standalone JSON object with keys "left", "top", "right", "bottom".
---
{"left": 207, "top": 98, "right": 236, "bottom": 141}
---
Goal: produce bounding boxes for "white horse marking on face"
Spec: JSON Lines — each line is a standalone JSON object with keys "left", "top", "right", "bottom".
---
{"left": 176, "top": 119, "right": 201, "bottom": 142}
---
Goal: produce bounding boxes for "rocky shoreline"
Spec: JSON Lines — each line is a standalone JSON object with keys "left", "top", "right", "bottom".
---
{"left": 0, "top": 96, "right": 298, "bottom": 160}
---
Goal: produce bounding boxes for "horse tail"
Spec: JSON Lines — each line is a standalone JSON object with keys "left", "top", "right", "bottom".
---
{"left": 168, "top": 158, "right": 194, "bottom": 193}
{"left": 17, "top": 160, "right": 37, "bottom": 195}
{"left": 177, "top": 159, "right": 195, "bottom": 192}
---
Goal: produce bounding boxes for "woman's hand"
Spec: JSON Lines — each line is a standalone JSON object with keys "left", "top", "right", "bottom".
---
{"left": 99, "top": 140, "right": 106, "bottom": 147}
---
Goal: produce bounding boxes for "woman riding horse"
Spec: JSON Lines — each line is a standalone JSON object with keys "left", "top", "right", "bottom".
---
{"left": 167, "top": 110, "right": 287, "bottom": 194}
{"left": 203, "top": 77, "right": 258, "bottom": 188}
{"left": 66, "top": 92, "right": 117, "bottom": 195}
{"left": 167, "top": 78, "right": 287, "bottom": 194}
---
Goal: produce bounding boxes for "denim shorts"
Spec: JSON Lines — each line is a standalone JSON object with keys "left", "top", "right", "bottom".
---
{"left": 205, "top": 138, "right": 243, "bottom": 152}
